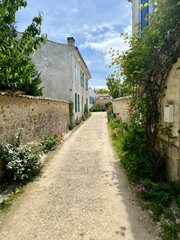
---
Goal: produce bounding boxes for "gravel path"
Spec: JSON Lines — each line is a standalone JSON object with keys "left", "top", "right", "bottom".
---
{"left": 0, "top": 112, "right": 160, "bottom": 240}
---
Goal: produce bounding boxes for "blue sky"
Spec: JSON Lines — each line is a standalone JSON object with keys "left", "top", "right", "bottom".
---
{"left": 16, "top": 0, "right": 132, "bottom": 88}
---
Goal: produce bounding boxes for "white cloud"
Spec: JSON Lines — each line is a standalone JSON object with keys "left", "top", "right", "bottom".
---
{"left": 80, "top": 25, "right": 131, "bottom": 66}
{"left": 16, "top": 0, "right": 132, "bottom": 87}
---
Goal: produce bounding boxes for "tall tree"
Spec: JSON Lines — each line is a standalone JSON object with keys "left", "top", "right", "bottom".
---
{"left": 106, "top": 74, "right": 129, "bottom": 99}
{"left": 0, "top": 0, "right": 47, "bottom": 96}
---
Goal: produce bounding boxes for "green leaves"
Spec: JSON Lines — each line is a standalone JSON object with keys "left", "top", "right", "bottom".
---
{"left": 107, "top": 0, "right": 180, "bottom": 166}
{"left": 0, "top": 0, "right": 47, "bottom": 95}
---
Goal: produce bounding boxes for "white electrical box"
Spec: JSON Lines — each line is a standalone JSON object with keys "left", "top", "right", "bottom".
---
{"left": 164, "top": 104, "right": 173, "bottom": 123}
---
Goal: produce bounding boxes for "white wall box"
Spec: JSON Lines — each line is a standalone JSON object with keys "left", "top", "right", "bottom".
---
{"left": 164, "top": 104, "right": 174, "bottom": 123}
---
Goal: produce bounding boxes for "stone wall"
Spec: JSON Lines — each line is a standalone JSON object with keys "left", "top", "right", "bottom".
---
{"left": 112, "top": 60, "right": 180, "bottom": 181}
{"left": 112, "top": 96, "right": 131, "bottom": 122}
{"left": 95, "top": 98, "right": 112, "bottom": 107}
{"left": 0, "top": 93, "right": 70, "bottom": 144}
{"left": 159, "top": 59, "right": 180, "bottom": 181}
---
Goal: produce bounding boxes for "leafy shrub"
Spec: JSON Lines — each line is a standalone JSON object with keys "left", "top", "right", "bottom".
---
{"left": 176, "top": 196, "right": 180, "bottom": 210}
{"left": 68, "top": 123, "right": 75, "bottom": 130}
{"left": 84, "top": 103, "right": 88, "bottom": 114}
{"left": 108, "top": 116, "right": 121, "bottom": 129}
{"left": 42, "top": 130, "right": 63, "bottom": 152}
{"left": 69, "top": 102, "right": 74, "bottom": 130}
{"left": 107, "top": 113, "right": 116, "bottom": 122}
{"left": 140, "top": 180, "right": 172, "bottom": 206}
{"left": 90, "top": 104, "right": 106, "bottom": 112}
{"left": 121, "top": 125, "right": 145, "bottom": 154}
{"left": 161, "top": 223, "right": 178, "bottom": 240}
{"left": 121, "top": 153, "right": 152, "bottom": 182}
{"left": 0, "top": 142, "right": 41, "bottom": 184}
{"left": 105, "top": 102, "right": 112, "bottom": 109}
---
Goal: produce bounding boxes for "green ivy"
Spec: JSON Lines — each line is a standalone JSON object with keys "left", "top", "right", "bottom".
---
{"left": 68, "top": 102, "right": 74, "bottom": 130}
{"left": 108, "top": 0, "right": 180, "bottom": 169}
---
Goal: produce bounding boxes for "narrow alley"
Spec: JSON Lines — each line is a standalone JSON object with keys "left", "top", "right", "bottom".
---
{"left": 0, "top": 113, "right": 159, "bottom": 240}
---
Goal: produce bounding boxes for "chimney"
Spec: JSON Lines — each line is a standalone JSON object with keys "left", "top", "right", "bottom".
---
{"left": 67, "top": 37, "right": 75, "bottom": 46}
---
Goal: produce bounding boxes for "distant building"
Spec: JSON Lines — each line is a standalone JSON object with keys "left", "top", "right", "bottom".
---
{"left": 128, "top": 0, "right": 154, "bottom": 35}
{"left": 96, "top": 93, "right": 112, "bottom": 100}
{"left": 95, "top": 93, "right": 112, "bottom": 107}
{"left": 88, "top": 88, "right": 97, "bottom": 109}
{"left": 32, "top": 37, "right": 91, "bottom": 119}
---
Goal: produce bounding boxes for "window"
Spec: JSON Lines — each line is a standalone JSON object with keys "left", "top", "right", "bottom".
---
{"left": 80, "top": 70, "right": 84, "bottom": 87}
{"left": 85, "top": 78, "right": 88, "bottom": 91}
{"left": 89, "top": 97, "right": 95, "bottom": 104}
{"left": 140, "top": 0, "right": 149, "bottom": 29}
{"left": 75, "top": 64, "right": 79, "bottom": 82}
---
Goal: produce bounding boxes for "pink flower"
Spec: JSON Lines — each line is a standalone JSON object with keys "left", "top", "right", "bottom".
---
{"left": 49, "top": 130, "right": 54, "bottom": 134}
{"left": 137, "top": 184, "right": 147, "bottom": 193}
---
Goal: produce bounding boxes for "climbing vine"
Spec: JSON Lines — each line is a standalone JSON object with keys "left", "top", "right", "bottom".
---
{"left": 109, "top": 0, "right": 180, "bottom": 169}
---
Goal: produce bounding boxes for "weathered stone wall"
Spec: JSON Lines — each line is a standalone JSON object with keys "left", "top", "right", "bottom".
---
{"left": 0, "top": 93, "right": 69, "bottom": 143}
{"left": 112, "top": 96, "right": 131, "bottom": 122}
{"left": 159, "top": 59, "right": 180, "bottom": 181}
{"left": 95, "top": 98, "right": 112, "bottom": 107}
{"left": 112, "top": 59, "right": 180, "bottom": 181}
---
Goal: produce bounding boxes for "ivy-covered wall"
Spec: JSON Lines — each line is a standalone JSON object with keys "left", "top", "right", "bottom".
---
{"left": 0, "top": 93, "right": 69, "bottom": 143}
{"left": 159, "top": 59, "right": 180, "bottom": 181}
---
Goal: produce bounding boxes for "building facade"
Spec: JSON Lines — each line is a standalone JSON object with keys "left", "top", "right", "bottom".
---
{"left": 88, "top": 88, "right": 97, "bottom": 109}
{"left": 128, "top": 0, "right": 154, "bottom": 34}
{"left": 32, "top": 37, "right": 91, "bottom": 119}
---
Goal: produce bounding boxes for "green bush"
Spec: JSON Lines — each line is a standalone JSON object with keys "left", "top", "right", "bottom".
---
{"left": 121, "top": 153, "right": 155, "bottom": 182}
{"left": 105, "top": 102, "right": 112, "bottom": 109}
{"left": 42, "top": 130, "right": 63, "bottom": 152}
{"left": 140, "top": 180, "right": 172, "bottom": 206}
{"left": 108, "top": 116, "right": 121, "bottom": 128}
{"left": 121, "top": 125, "right": 145, "bottom": 154}
{"left": 161, "top": 223, "right": 178, "bottom": 240}
{"left": 68, "top": 123, "right": 75, "bottom": 130}
{"left": 176, "top": 196, "right": 180, "bottom": 210}
{"left": 90, "top": 104, "right": 106, "bottom": 112}
{"left": 84, "top": 103, "right": 88, "bottom": 114}
{"left": 69, "top": 102, "right": 74, "bottom": 130}
{"left": 0, "top": 142, "right": 41, "bottom": 184}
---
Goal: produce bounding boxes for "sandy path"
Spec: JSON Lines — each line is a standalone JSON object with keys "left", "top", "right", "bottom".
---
{"left": 0, "top": 112, "right": 160, "bottom": 240}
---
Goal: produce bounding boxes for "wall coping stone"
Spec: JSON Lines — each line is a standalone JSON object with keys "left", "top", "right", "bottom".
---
{"left": 0, "top": 91, "right": 69, "bottom": 104}
{"left": 113, "top": 96, "right": 132, "bottom": 101}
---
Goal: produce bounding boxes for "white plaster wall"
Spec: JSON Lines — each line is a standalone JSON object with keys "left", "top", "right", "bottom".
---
{"left": 132, "top": 0, "right": 139, "bottom": 35}
{"left": 71, "top": 51, "right": 90, "bottom": 119}
{"left": 32, "top": 41, "right": 73, "bottom": 102}
{"left": 32, "top": 40, "right": 91, "bottom": 119}
{"left": 113, "top": 96, "right": 132, "bottom": 122}
{"left": 88, "top": 88, "right": 97, "bottom": 109}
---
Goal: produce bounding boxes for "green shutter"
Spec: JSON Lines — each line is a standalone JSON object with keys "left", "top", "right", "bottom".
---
{"left": 75, "top": 93, "right": 77, "bottom": 112}
{"left": 78, "top": 94, "right": 80, "bottom": 112}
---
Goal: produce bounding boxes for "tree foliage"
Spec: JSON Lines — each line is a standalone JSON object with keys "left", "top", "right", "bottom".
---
{"left": 106, "top": 73, "right": 129, "bottom": 99}
{"left": 0, "top": 0, "right": 47, "bottom": 96}
{"left": 94, "top": 88, "right": 109, "bottom": 94}
{"left": 109, "top": 0, "right": 180, "bottom": 168}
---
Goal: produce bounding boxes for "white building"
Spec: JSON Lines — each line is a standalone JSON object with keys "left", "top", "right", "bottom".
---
{"left": 32, "top": 37, "right": 91, "bottom": 119}
{"left": 128, "top": 0, "right": 154, "bottom": 35}
{"left": 88, "top": 88, "right": 97, "bottom": 109}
